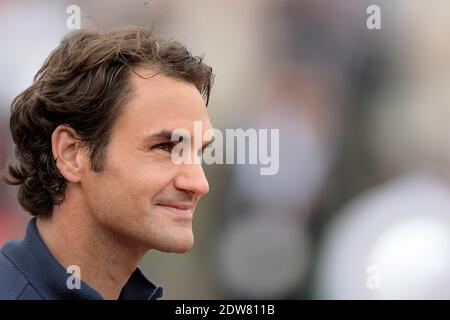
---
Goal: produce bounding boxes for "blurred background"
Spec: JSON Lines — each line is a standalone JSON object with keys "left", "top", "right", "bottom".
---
{"left": 1, "top": 0, "right": 450, "bottom": 299}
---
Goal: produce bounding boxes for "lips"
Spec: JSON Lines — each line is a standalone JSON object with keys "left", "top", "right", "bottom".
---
{"left": 156, "top": 202, "right": 194, "bottom": 211}
{"left": 156, "top": 203, "right": 194, "bottom": 222}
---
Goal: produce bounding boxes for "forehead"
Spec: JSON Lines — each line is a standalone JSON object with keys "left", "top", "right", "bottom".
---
{"left": 113, "top": 69, "right": 212, "bottom": 137}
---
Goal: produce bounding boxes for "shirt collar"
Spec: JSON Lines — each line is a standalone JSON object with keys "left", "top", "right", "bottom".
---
{"left": 2, "top": 218, "right": 163, "bottom": 300}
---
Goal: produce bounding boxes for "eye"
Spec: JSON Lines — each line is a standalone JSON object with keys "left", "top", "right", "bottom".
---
{"left": 152, "top": 142, "right": 177, "bottom": 152}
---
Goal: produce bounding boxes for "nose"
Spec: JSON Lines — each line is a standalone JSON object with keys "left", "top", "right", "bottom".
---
{"left": 174, "top": 163, "right": 210, "bottom": 197}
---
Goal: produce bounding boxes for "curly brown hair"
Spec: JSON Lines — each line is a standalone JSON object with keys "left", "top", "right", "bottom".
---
{"left": 2, "top": 27, "right": 214, "bottom": 217}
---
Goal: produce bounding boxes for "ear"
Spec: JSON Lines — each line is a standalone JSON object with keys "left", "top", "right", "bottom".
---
{"left": 51, "top": 125, "right": 88, "bottom": 183}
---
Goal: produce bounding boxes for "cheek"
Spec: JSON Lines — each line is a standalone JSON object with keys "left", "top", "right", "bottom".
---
{"left": 89, "top": 153, "right": 178, "bottom": 214}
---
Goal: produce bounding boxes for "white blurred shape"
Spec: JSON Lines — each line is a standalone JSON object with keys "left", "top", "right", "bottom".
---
{"left": 315, "top": 172, "right": 450, "bottom": 299}
{"left": 0, "top": 1, "right": 65, "bottom": 113}
{"left": 368, "top": 218, "right": 450, "bottom": 299}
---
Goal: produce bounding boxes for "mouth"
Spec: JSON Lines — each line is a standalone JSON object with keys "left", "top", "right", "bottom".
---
{"left": 156, "top": 202, "right": 195, "bottom": 217}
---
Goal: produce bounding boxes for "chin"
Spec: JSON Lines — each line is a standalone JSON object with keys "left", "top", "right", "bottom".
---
{"left": 159, "top": 235, "right": 194, "bottom": 253}
{"left": 168, "top": 245, "right": 193, "bottom": 254}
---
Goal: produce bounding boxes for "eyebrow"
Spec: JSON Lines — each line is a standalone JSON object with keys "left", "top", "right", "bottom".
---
{"left": 144, "top": 129, "right": 215, "bottom": 150}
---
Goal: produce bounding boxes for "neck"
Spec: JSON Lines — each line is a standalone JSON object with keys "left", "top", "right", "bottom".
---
{"left": 36, "top": 191, "right": 146, "bottom": 300}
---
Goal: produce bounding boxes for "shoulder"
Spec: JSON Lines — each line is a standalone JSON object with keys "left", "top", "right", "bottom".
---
{"left": 0, "top": 243, "right": 41, "bottom": 300}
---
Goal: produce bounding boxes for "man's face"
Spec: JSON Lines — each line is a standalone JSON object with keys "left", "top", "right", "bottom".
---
{"left": 81, "top": 69, "right": 212, "bottom": 253}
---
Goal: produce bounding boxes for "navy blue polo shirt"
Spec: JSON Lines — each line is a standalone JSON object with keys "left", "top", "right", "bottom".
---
{"left": 0, "top": 218, "right": 163, "bottom": 300}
